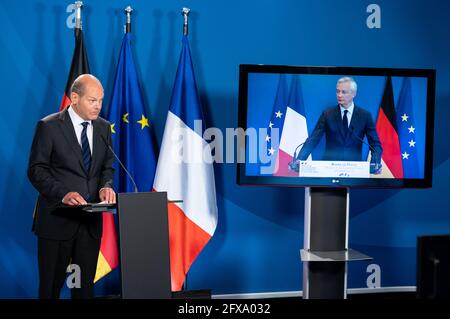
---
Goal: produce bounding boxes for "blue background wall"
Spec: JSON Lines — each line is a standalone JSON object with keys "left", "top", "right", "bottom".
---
{"left": 1, "top": 0, "right": 450, "bottom": 298}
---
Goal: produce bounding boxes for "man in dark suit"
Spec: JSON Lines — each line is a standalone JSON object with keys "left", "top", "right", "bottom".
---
{"left": 296, "top": 77, "right": 382, "bottom": 173}
{"left": 28, "top": 74, "right": 116, "bottom": 299}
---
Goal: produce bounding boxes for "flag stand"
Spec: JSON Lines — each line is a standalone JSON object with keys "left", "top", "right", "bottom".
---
{"left": 152, "top": 6, "right": 218, "bottom": 296}
{"left": 300, "top": 187, "right": 372, "bottom": 299}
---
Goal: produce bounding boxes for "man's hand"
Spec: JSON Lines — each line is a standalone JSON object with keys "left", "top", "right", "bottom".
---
{"left": 63, "top": 192, "right": 88, "bottom": 206}
{"left": 288, "top": 160, "right": 300, "bottom": 173}
{"left": 99, "top": 187, "right": 116, "bottom": 204}
{"left": 370, "top": 163, "right": 383, "bottom": 175}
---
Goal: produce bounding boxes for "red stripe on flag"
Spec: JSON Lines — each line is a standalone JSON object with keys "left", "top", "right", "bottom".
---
{"left": 274, "top": 149, "right": 298, "bottom": 177}
{"left": 59, "top": 94, "right": 71, "bottom": 111}
{"left": 376, "top": 108, "right": 403, "bottom": 178}
{"left": 167, "top": 202, "right": 212, "bottom": 291}
{"left": 99, "top": 213, "right": 119, "bottom": 269}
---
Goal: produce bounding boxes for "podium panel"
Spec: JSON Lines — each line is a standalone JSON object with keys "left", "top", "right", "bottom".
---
{"left": 299, "top": 161, "right": 370, "bottom": 178}
{"left": 118, "top": 192, "right": 171, "bottom": 299}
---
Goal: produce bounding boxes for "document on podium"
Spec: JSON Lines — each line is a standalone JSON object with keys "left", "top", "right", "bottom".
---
{"left": 299, "top": 160, "right": 370, "bottom": 178}
{"left": 58, "top": 201, "right": 117, "bottom": 214}
{"left": 81, "top": 202, "right": 116, "bottom": 213}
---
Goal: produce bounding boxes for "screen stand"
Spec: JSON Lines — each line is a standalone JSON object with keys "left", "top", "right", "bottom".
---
{"left": 301, "top": 187, "right": 372, "bottom": 299}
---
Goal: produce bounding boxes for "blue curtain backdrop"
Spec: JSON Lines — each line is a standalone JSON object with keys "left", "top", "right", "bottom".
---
{"left": 1, "top": 0, "right": 450, "bottom": 297}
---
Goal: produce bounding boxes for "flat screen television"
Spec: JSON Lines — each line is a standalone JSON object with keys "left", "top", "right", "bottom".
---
{"left": 237, "top": 64, "right": 436, "bottom": 188}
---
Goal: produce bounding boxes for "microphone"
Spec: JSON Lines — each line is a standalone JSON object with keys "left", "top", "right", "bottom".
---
{"left": 348, "top": 126, "right": 382, "bottom": 174}
{"left": 100, "top": 134, "right": 139, "bottom": 192}
{"left": 293, "top": 141, "right": 307, "bottom": 161}
{"left": 288, "top": 141, "right": 307, "bottom": 172}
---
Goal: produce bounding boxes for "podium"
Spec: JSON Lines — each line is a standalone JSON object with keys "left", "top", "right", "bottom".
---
{"left": 117, "top": 192, "right": 172, "bottom": 299}
{"left": 301, "top": 188, "right": 372, "bottom": 299}
{"left": 58, "top": 192, "right": 172, "bottom": 298}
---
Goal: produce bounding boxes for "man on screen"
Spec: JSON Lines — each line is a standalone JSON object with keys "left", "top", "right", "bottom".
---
{"left": 296, "top": 77, "right": 382, "bottom": 173}
{"left": 28, "top": 74, "right": 116, "bottom": 299}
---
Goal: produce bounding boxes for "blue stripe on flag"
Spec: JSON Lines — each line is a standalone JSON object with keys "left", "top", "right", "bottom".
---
{"left": 169, "top": 36, "right": 204, "bottom": 134}
{"left": 288, "top": 74, "right": 306, "bottom": 116}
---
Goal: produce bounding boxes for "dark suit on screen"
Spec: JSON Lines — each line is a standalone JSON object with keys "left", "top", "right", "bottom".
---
{"left": 297, "top": 105, "right": 382, "bottom": 163}
{"left": 28, "top": 107, "right": 114, "bottom": 298}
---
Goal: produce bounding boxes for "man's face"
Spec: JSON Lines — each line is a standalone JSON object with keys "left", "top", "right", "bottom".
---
{"left": 336, "top": 81, "right": 355, "bottom": 108}
{"left": 71, "top": 81, "right": 104, "bottom": 121}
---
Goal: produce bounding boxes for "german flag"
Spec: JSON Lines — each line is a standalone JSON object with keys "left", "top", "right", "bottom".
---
{"left": 60, "top": 27, "right": 119, "bottom": 283}
{"left": 375, "top": 76, "right": 403, "bottom": 178}
{"left": 59, "top": 28, "right": 90, "bottom": 111}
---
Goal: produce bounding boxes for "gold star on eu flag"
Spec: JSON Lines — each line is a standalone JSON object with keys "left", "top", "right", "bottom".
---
{"left": 110, "top": 123, "right": 116, "bottom": 133}
{"left": 123, "top": 113, "right": 129, "bottom": 123}
{"left": 137, "top": 115, "right": 149, "bottom": 129}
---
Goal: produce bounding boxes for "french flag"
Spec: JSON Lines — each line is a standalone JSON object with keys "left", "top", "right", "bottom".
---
{"left": 275, "top": 75, "right": 309, "bottom": 176}
{"left": 153, "top": 36, "right": 218, "bottom": 291}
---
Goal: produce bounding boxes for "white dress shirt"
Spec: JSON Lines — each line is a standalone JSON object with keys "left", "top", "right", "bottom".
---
{"left": 68, "top": 106, "right": 93, "bottom": 154}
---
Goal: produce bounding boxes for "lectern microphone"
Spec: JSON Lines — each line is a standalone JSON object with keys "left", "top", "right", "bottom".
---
{"left": 100, "top": 134, "right": 139, "bottom": 192}
{"left": 288, "top": 141, "right": 307, "bottom": 172}
{"left": 349, "top": 126, "right": 382, "bottom": 174}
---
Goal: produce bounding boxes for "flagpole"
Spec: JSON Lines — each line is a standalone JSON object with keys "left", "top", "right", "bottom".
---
{"left": 180, "top": 7, "right": 192, "bottom": 292}
{"left": 60, "top": 1, "right": 89, "bottom": 110}
{"left": 124, "top": 6, "right": 133, "bottom": 33}
{"left": 182, "top": 7, "right": 190, "bottom": 36}
{"left": 74, "top": 1, "right": 83, "bottom": 30}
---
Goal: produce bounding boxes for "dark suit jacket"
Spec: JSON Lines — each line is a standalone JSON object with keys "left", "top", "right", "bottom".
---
{"left": 297, "top": 105, "right": 382, "bottom": 163}
{"left": 28, "top": 107, "right": 114, "bottom": 240}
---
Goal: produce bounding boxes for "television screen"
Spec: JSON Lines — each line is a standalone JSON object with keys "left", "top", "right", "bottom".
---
{"left": 237, "top": 65, "right": 436, "bottom": 188}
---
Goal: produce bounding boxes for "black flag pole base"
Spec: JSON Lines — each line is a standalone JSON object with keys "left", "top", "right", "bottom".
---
{"left": 172, "top": 289, "right": 212, "bottom": 299}
{"left": 172, "top": 277, "right": 211, "bottom": 299}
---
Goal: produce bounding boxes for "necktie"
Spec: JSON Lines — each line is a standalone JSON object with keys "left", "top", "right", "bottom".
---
{"left": 343, "top": 110, "right": 349, "bottom": 135}
{"left": 81, "top": 122, "right": 91, "bottom": 174}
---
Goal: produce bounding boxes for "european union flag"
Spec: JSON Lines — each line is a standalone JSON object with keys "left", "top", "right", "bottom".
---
{"left": 262, "top": 74, "right": 289, "bottom": 174}
{"left": 106, "top": 33, "right": 157, "bottom": 192}
{"left": 396, "top": 77, "right": 420, "bottom": 178}
{"left": 267, "top": 74, "right": 289, "bottom": 155}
